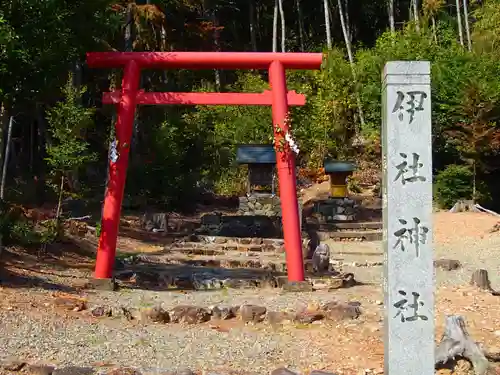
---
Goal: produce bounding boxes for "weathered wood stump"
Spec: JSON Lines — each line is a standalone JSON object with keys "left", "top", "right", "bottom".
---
{"left": 470, "top": 269, "right": 492, "bottom": 291}
{"left": 435, "top": 315, "right": 491, "bottom": 375}
{"left": 449, "top": 200, "right": 480, "bottom": 213}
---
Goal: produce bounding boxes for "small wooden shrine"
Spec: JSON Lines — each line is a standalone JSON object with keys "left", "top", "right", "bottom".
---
{"left": 324, "top": 160, "right": 356, "bottom": 198}
{"left": 236, "top": 144, "right": 277, "bottom": 195}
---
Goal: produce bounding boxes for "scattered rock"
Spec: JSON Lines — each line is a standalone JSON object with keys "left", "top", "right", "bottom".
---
{"left": 271, "top": 368, "right": 298, "bottom": 375}
{"left": 326, "top": 277, "right": 344, "bottom": 290}
{"left": 53, "top": 297, "right": 87, "bottom": 312}
{"left": 210, "top": 306, "right": 235, "bottom": 320}
{"left": 91, "top": 305, "right": 112, "bottom": 318}
{"left": 294, "top": 311, "right": 324, "bottom": 324}
{"left": 120, "top": 307, "right": 136, "bottom": 321}
{"left": 172, "top": 276, "right": 195, "bottom": 290}
{"left": 240, "top": 304, "right": 267, "bottom": 323}
{"left": 321, "top": 301, "right": 361, "bottom": 321}
{"left": 107, "top": 368, "right": 143, "bottom": 375}
{"left": 25, "top": 365, "right": 56, "bottom": 375}
{"left": 310, "top": 371, "right": 338, "bottom": 375}
{"left": 169, "top": 305, "right": 211, "bottom": 324}
{"left": 1, "top": 358, "right": 26, "bottom": 371}
{"left": 175, "top": 368, "right": 195, "bottom": 375}
{"left": 281, "top": 280, "right": 314, "bottom": 292}
{"left": 266, "top": 311, "right": 293, "bottom": 326}
{"left": 341, "top": 273, "right": 357, "bottom": 288}
{"left": 53, "top": 367, "right": 95, "bottom": 375}
{"left": 140, "top": 306, "right": 170, "bottom": 323}
{"left": 434, "top": 259, "right": 462, "bottom": 271}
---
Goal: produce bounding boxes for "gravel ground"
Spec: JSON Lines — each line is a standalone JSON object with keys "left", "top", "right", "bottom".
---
{"left": 0, "top": 212, "right": 499, "bottom": 375}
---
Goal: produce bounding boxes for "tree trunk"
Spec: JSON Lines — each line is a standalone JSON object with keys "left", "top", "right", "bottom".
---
{"left": 456, "top": 0, "right": 464, "bottom": 46}
{"left": 472, "top": 159, "right": 477, "bottom": 200}
{"left": 295, "top": 0, "right": 305, "bottom": 51}
{"left": 0, "top": 116, "right": 14, "bottom": 200}
{"left": 431, "top": 16, "right": 438, "bottom": 43}
{"left": 278, "top": 0, "right": 285, "bottom": 52}
{"left": 412, "top": 0, "right": 420, "bottom": 31}
{"left": 463, "top": 0, "right": 472, "bottom": 51}
{"left": 344, "top": 0, "right": 352, "bottom": 43}
{"left": 212, "top": 9, "right": 222, "bottom": 90}
{"left": 249, "top": 0, "right": 258, "bottom": 51}
{"left": 35, "top": 103, "right": 47, "bottom": 205}
{"left": 324, "top": 0, "right": 333, "bottom": 49}
{"left": 56, "top": 175, "right": 65, "bottom": 220}
{"left": 337, "top": 0, "right": 366, "bottom": 133}
{"left": 435, "top": 315, "right": 491, "bottom": 375}
{"left": 272, "top": 0, "right": 278, "bottom": 52}
{"left": 388, "top": 0, "right": 395, "bottom": 33}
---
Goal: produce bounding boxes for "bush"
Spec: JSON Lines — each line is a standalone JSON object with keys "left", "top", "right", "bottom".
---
{"left": 434, "top": 165, "right": 473, "bottom": 208}
{"left": 0, "top": 201, "right": 60, "bottom": 247}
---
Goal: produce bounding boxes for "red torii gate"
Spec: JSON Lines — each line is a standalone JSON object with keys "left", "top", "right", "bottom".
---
{"left": 86, "top": 51, "right": 324, "bottom": 282}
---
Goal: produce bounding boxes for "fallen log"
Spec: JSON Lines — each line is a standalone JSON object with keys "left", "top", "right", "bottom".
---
{"left": 435, "top": 315, "right": 491, "bottom": 375}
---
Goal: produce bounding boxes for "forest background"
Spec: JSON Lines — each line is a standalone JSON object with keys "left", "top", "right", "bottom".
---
{"left": 1, "top": 0, "right": 500, "bottom": 226}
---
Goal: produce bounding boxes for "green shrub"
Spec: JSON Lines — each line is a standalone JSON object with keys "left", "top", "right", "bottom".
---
{"left": 434, "top": 165, "right": 473, "bottom": 208}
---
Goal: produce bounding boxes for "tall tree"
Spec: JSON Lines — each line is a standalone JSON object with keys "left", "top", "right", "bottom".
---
{"left": 412, "top": 0, "right": 421, "bottom": 31}
{"left": 278, "top": 0, "right": 286, "bottom": 52}
{"left": 337, "top": 0, "right": 366, "bottom": 135}
{"left": 295, "top": 0, "right": 306, "bottom": 51}
{"left": 456, "top": 0, "right": 465, "bottom": 46}
{"left": 463, "top": 0, "right": 472, "bottom": 51}
{"left": 324, "top": 0, "right": 333, "bottom": 49}
{"left": 272, "top": 0, "right": 278, "bottom": 52}
{"left": 388, "top": 0, "right": 396, "bottom": 33}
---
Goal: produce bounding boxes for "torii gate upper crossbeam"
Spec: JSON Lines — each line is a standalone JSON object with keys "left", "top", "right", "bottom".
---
{"left": 87, "top": 51, "right": 323, "bottom": 284}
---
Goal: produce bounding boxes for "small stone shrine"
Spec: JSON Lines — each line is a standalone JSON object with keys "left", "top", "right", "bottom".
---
{"left": 313, "top": 160, "right": 358, "bottom": 222}
{"left": 236, "top": 144, "right": 282, "bottom": 217}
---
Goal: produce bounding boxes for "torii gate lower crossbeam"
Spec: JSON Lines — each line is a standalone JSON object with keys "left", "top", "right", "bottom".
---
{"left": 86, "top": 51, "right": 324, "bottom": 283}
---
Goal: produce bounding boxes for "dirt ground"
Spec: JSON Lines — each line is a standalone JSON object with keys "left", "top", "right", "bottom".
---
{"left": 0, "top": 211, "right": 499, "bottom": 374}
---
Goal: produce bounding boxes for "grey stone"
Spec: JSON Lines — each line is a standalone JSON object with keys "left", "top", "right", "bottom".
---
{"left": 106, "top": 369, "right": 142, "bottom": 375}
{"left": 210, "top": 306, "right": 235, "bottom": 320}
{"left": 434, "top": 259, "right": 462, "bottom": 271}
{"left": 53, "top": 367, "right": 95, "bottom": 375}
{"left": 169, "top": 305, "right": 211, "bottom": 324}
{"left": 140, "top": 306, "right": 170, "bottom": 323}
{"left": 321, "top": 301, "right": 361, "bottom": 320}
{"left": 382, "top": 61, "right": 434, "bottom": 375}
{"left": 85, "top": 278, "right": 118, "bottom": 291}
{"left": 1, "top": 358, "right": 26, "bottom": 371}
{"left": 239, "top": 304, "right": 267, "bottom": 323}
{"left": 91, "top": 305, "right": 113, "bottom": 318}
{"left": 26, "top": 365, "right": 56, "bottom": 375}
{"left": 312, "top": 243, "right": 330, "bottom": 274}
{"left": 271, "top": 368, "right": 298, "bottom": 375}
{"left": 281, "top": 280, "right": 314, "bottom": 292}
{"left": 310, "top": 371, "right": 338, "bottom": 375}
{"left": 174, "top": 369, "right": 195, "bottom": 375}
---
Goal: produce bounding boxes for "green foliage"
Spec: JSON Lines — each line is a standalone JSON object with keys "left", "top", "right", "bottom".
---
{"left": 0, "top": 202, "right": 59, "bottom": 247}
{"left": 45, "top": 74, "right": 97, "bottom": 194}
{"left": 434, "top": 165, "right": 473, "bottom": 208}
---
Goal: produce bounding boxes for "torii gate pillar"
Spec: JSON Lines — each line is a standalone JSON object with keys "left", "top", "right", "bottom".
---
{"left": 86, "top": 51, "right": 324, "bottom": 283}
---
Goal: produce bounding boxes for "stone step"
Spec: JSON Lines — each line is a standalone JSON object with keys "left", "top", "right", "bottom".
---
{"left": 318, "top": 230, "right": 382, "bottom": 242}
{"left": 312, "top": 221, "right": 382, "bottom": 231}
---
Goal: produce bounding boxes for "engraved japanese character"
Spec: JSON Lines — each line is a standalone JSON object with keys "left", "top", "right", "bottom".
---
{"left": 393, "top": 217, "right": 429, "bottom": 257}
{"left": 394, "top": 152, "right": 426, "bottom": 184}
{"left": 392, "top": 90, "right": 427, "bottom": 124}
{"left": 393, "top": 290, "right": 429, "bottom": 322}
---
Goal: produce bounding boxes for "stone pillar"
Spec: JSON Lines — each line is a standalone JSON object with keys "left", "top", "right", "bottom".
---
{"left": 382, "top": 61, "right": 434, "bottom": 375}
